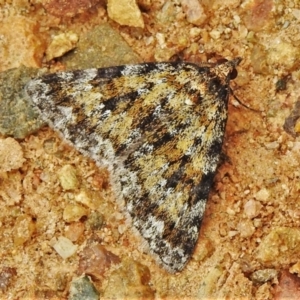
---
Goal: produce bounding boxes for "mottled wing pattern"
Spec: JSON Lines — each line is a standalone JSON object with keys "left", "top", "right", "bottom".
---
{"left": 25, "top": 59, "right": 240, "bottom": 272}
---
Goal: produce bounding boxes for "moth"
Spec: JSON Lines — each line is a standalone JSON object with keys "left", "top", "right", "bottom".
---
{"left": 25, "top": 58, "right": 241, "bottom": 272}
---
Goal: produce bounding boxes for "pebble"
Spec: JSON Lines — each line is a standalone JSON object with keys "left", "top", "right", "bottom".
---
{"left": 69, "top": 276, "right": 99, "bottom": 300}
{"left": 250, "top": 269, "right": 278, "bottom": 283}
{"left": 107, "top": 0, "right": 144, "bottom": 28}
{"left": 0, "top": 15, "right": 45, "bottom": 71}
{"left": 255, "top": 188, "right": 270, "bottom": 202}
{"left": 58, "top": 165, "right": 79, "bottom": 191}
{"left": 181, "top": 0, "right": 207, "bottom": 25}
{"left": 0, "top": 66, "right": 45, "bottom": 138}
{"left": 61, "top": 24, "right": 142, "bottom": 70}
{"left": 0, "top": 138, "right": 25, "bottom": 172}
{"left": 63, "top": 204, "right": 89, "bottom": 222}
{"left": 44, "top": 0, "right": 100, "bottom": 17}
{"left": 103, "top": 259, "right": 154, "bottom": 299}
{"left": 0, "top": 267, "right": 17, "bottom": 292}
{"left": 78, "top": 244, "right": 120, "bottom": 278}
{"left": 13, "top": 215, "right": 35, "bottom": 246}
{"left": 256, "top": 227, "right": 300, "bottom": 265}
{"left": 46, "top": 32, "right": 78, "bottom": 61}
{"left": 87, "top": 212, "right": 104, "bottom": 230}
{"left": 51, "top": 236, "right": 78, "bottom": 259}
{"left": 244, "top": 199, "right": 262, "bottom": 219}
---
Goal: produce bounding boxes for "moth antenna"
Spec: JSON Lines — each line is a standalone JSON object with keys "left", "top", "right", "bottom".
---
{"left": 230, "top": 88, "right": 261, "bottom": 113}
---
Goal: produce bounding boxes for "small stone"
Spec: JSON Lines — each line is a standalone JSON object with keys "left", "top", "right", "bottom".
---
{"left": 103, "top": 259, "right": 154, "bottom": 299}
{"left": 87, "top": 212, "right": 104, "bottom": 230}
{"left": 0, "top": 138, "right": 25, "bottom": 172}
{"left": 65, "top": 222, "right": 85, "bottom": 241}
{"left": 237, "top": 219, "right": 255, "bottom": 238}
{"left": 51, "top": 236, "right": 78, "bottom": 259}
{"left": 107, "top": 0, "right": 144, "bottom": 28}
{"left": 255, "top": 188, "right": 270, "bottom": 202}
{"left": 0, "top": 66, "right": 45, "bottom": 139}
{"left": 13, "top": 215, "right": 35, "bottom": 246}
{"left": 0, "top": 15, "right": 46, "bottom": 71}
{"left": 43, "top": 137, "right": 59, "bottom": 154}
{"left": 69, "top": 275, "right": 99, "bottom": 300}
{"left": 243, "top": 0, "right": 273, "bottom": 32}
{"left": 244, "top": 199, "right": 262, "bottom": 219}
{"left": 78, "top": 244, "right": 120, "bottom": 278}
{"left": 44, "top": 0, "right": 100, "bottom": 17}
{"left": 0, "top": 172, "right": 23, "bottom": 205}
{"left": 74, "top": 189, "right": 95, "bottom": 209}
{"left": 250, "top": 269, "right": 278, "bottom": 283}
{"left": 256, "top": 227, "right": 300, "bottom": 266}
{"left": 63, "top": 204, "right": 89, "bottom": 222}
{"left": 181, "top": 0, "right": 207, "bottom": 26}
{"left": 58, "top": 165, "right": 79, "bottom": 190}
{"left": 193, "top": 238, "right": 214, "bottom": 262}
{"left": 61, "top": 24, "right": 142, "bottom": 70}
{"left": 209, "top": 29, "right": 222, "bottom": 40}
{"left": 274, "top": 270, "right": 300, "bottom": 299}
{"left": 0, "top": 267, "right": 17, "bottom": 291}
{"left": 46, "top": 32, "right": 78, "bottom": 61}
{"left": 74, "top": 188, "right": 106, "bottom": 211}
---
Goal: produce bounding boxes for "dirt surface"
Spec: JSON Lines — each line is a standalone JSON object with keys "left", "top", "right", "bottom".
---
{"left": 1, "top": 0, "right": 300, "bottom": 299}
